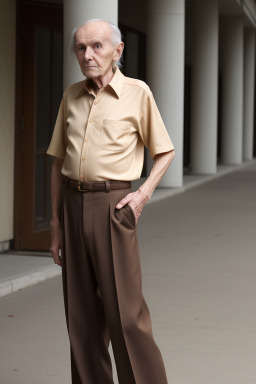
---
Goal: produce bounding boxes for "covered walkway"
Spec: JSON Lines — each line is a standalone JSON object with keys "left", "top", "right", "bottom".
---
{"left": 139, "top": 161, "right": 256, "bottom": 383}
{"left": 0, "top": 162, "right": 256, "bottom": 383}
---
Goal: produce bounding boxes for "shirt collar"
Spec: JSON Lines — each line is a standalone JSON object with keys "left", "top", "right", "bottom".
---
{"left": 107, "top": 66, "right": 124, "bottom": 98}
{"left": 76, "top": 65, "right": 124, "bottom": 99}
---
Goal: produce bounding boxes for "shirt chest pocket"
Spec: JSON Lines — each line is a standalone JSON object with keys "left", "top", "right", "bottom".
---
{"left": 99, "top": 119, "right": 132, "bottom": 152}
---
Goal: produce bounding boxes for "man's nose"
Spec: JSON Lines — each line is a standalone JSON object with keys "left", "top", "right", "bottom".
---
{"left": 84, "top": 47, "right": 93, "bottom": 61}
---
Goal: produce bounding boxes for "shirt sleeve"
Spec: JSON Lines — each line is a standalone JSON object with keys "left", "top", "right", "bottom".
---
{"left": 46, "top": 92, "right": 67, "bottom": 159}
{"left": 138, "top": 92, "right": 175, "bottom": 159}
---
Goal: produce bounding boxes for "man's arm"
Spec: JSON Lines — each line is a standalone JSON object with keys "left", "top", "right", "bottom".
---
{"left": 116, "top": 149, "right": 175, "bottom": 223}
{"left": 50, "top": 157, "right": 64, "bottom": 266}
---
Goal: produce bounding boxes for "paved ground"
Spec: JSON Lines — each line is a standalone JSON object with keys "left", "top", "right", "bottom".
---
{"left": 0, "top": 162, "right": 256, "bottom": 384}
{"left": 0, "top": 254, "right": 60, "bottom": 297}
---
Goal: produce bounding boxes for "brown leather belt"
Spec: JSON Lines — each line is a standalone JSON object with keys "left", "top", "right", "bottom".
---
{"left": 64, "top": 177, "right": 131, "bottom": 193}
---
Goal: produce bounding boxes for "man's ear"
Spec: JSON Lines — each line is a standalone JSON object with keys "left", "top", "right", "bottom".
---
{"left": 114, "top": 42, "right": 124, "bottom": 61}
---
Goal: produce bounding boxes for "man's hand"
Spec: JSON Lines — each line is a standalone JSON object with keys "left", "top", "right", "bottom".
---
{"left": 50, "top": 225, "right": 63, "bottom": 267}
{"left": 116, "top": 150, "right": 175, "bottom": 225}
{"left": 49, "top": 157, "right": 64, "bottom": 266}
{"left": 116, "top": 188, "right": 149, "bottom": 225}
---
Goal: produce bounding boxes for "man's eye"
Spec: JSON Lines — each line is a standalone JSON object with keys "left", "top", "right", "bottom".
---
{"left": 95, "top": 44, "right": 101, "bottom": 49}
{"left": 76, "top": 46, "right": 85, "bottom": 52}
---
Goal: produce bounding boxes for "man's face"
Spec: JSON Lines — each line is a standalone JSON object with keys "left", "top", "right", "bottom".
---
{"left": 74, "top": 21, "right": 122, "bottom": 80}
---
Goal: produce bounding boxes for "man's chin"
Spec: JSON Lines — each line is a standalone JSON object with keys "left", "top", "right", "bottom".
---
{"left": 83, "top": 68, "right": 100, "bottom": 78}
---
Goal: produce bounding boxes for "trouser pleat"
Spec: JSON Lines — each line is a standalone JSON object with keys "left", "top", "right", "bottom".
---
{"left": 61, "top": 186, "right": 168, "bottom": 384}
{"left": 107, "top": 190, "right": 168, "bottom": 384}
{"left": 61, "top": 187, "right": 114, "bottom": 384}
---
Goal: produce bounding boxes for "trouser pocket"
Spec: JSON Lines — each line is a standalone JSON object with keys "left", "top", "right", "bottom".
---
{"left": 115, "top": 189, "right": 137, "bottom": 230}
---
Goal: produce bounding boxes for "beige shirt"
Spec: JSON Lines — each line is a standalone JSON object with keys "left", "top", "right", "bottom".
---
{"left": 47, "top": 66, "right": 174, "bottom": 181}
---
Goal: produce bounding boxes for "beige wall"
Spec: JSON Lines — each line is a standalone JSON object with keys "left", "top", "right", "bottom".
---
{"left": 0, "top": 0, "right": 16, "bottom": 243}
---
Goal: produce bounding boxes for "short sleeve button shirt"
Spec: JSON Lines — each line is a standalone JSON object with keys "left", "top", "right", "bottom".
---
{"left": 46, "top": 66, "right": 174, "bottom": 181}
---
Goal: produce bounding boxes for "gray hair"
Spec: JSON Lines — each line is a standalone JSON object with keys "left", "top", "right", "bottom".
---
{"left": 70, "top": 19, "right": 123, "bottom": 68}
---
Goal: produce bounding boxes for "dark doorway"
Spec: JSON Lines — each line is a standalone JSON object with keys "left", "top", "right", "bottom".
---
{"left": 119, "top": 24, "right": 146, "bottom": 82}
{"left": 119, "top": 24, "right": 147, "bottom": 177}
{"left": 15, "top": 2, "right": 63, "bottom": 250}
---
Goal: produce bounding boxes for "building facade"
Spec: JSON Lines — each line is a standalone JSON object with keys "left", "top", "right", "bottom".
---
{"left": 0, "top": 0, "right": 255, "bottom": 252}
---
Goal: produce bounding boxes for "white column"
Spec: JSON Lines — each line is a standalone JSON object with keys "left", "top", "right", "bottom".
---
{"left": 243, "top": 28, "right": 256, "bottom": 160}
{"left": 147, "top": 0, "right": 185, "bottom": 187}
{"left": 63, "top": 0, "right": 118, "bottom": 89}
{"left": 190, "top": 0, "right": 218, "bottom": 174}
{"left": 220, "top": 16, "right": 244, "bottom": 165}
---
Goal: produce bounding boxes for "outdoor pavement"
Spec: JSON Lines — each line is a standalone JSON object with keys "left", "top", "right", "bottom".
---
{"left": 0, "top": 160, "right": 256, "bottom": 384}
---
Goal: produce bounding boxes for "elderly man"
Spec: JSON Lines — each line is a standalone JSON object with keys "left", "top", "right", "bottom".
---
{"left": 47, "top": 19, "right": 175, "bottom": 384}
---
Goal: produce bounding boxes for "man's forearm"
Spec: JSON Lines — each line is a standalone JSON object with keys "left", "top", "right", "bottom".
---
{"left": 116, "top": 149, "right": 175, "bottom": 221}
{"left": 115, "top": 149, "right": 175, "bottom": 224}
{"left": 139, "top": 150, "right": 175, "bottom": 200}
{"left": 50, "top": 158, "right": 64, "bottom": 228}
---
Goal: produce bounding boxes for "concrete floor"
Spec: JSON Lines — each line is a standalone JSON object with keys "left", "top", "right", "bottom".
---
{"left": 0, "top": 162, "right": 256, "bottom": 384}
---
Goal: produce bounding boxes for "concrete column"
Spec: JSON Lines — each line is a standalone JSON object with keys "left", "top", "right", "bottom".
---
{"left": 190, "top": 0, "right": 218, "bottom": 174}
{"left": 243, "top": 28, "right": 256, "bottom": 160}
{"left": 220, "top": 16, "right": 244, "bottom": 165}
{"left": 63, "top": 0, "right": 118, "bottom": 89}
{"left": 147, "top": 0, "right": 185, "bottom": 187}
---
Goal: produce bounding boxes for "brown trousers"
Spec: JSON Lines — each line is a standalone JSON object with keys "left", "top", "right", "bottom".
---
{"left": 61, "top": 182, "right": 168, "bottom": 384}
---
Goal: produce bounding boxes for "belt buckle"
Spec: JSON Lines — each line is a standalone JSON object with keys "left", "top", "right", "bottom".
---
{"left": 77, "top": 181, "right": 93, "bottom": 192}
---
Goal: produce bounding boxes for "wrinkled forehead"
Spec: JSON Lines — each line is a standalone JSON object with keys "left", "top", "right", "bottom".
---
{"left": 75, "top": 22, "right": 112, "bottom": 44}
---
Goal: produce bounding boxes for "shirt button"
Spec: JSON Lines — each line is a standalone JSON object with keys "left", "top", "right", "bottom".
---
{"left": 94, "top": 101, "right": 97, "bottom": 105}
{"left": 85, "top": 137, "right": 88, "bottom": 142}
{"left": 89, "top": 119, "right": 93, "bottom": 123}
{"left": 82, "top": 157, "right": 86, "bottom": 161}
{"left": 80, "top": 175, "right": 84, "bottom": 180}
